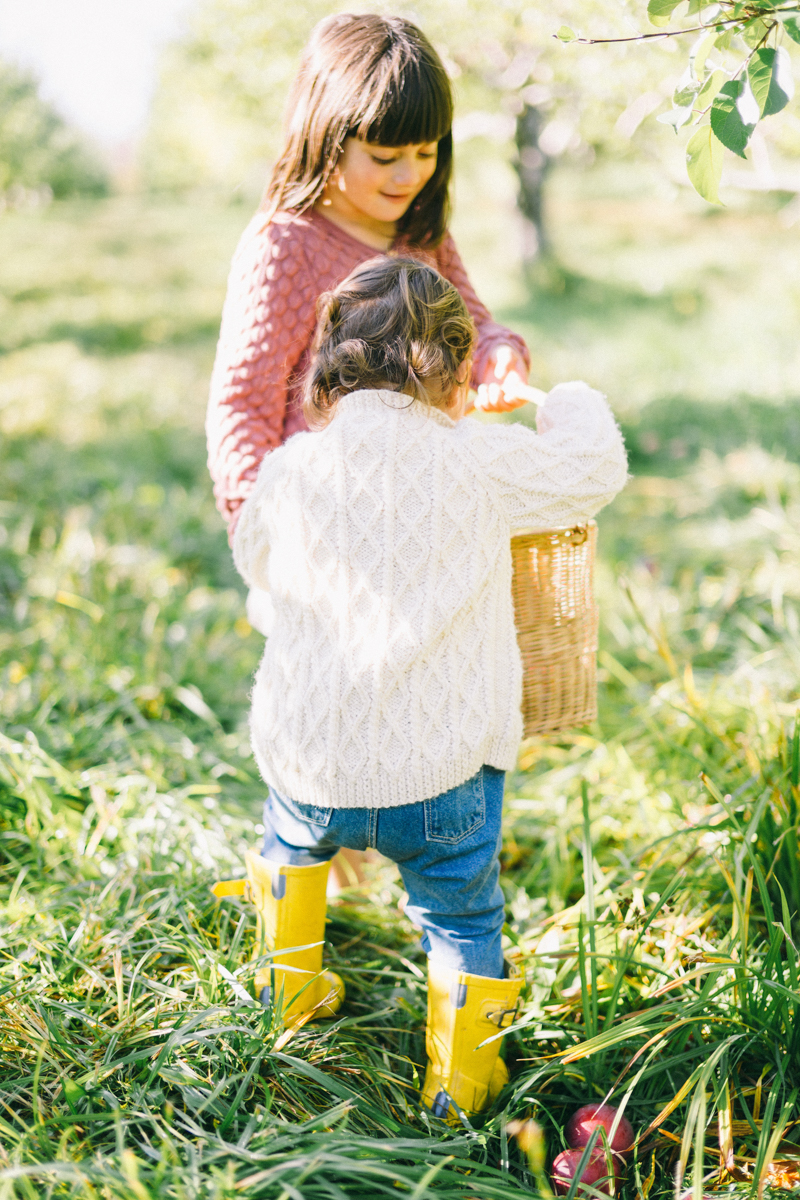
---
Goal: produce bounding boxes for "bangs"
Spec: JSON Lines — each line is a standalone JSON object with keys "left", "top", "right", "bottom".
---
{"left": 355, "top": 46, "right": 452, "bottom": 147}
{"left": 265, "top": 15, "right": 454, "bottom": 246}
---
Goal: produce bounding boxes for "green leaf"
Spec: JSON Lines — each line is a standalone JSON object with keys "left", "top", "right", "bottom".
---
{"left": 690, "top": 28, "right": 717, "bottom": 79}
{"left": 556, "top": 25, "right": 577, "bottom": 42}
{"left": 686, "top": 124, "right": 724, "bottom": 203}
{"left": 697, "top": 68, "right": 727, "bottom": 106}
{"left": 647, "top": 0, "right": 684, "bottom": 28}
{"left": 711, "top": 80, "right": 757, "bottom": 157}
{"left": 659, "top": 107, "right": 694, "bottom": 130}
{"left": 674, "top": 83, "right": 700, "bottom": 106}
{"left": 784, "top": 16, "right": 800, "bottom": 45}
{"left": 742, "top": 17, "right": 770, "bottom": 47}
{"left": 62, "top": 1077, "right": 86, "bottom": 1110}
{"left": 749, "top": 47, "right": 795, "bottom": 116}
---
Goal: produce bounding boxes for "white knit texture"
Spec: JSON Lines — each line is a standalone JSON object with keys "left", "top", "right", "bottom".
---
{"left": 234, "top": 383, "right": 628, "bottom": 809}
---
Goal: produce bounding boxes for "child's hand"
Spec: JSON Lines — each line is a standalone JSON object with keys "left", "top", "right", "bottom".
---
{"left": 473, "top": 345, "right": 539, "bottom": 413}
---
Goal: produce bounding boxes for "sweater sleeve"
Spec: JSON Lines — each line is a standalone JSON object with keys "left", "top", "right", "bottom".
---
{"left": 434, "top": 233, "right": 530, "bottom": 388}
{"left": 206, "top": 215, "right": 318, "bottom": 532}
{"left": 466, "top": 382, "right": 628, "bottom": 529}
{"left": 231, "top": 440, "right": 288, "bottom": 592}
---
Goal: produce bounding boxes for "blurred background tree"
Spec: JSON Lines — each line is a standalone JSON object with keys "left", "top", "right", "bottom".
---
{"left": 0, "top": 59, "right": 108, "bottom": 201}
{"left": 139, "top": 0, "right": 336, "bottom": 196}
{"left": 403, "top": 1, "right": 682, "bottom": 265}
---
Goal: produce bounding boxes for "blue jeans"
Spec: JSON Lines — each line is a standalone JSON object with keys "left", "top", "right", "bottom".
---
{"left": 261, "top": 765, "right": 506, "bottom": 979}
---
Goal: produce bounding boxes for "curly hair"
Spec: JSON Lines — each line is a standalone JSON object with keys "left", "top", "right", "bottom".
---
{"left": 304, "top": 256, "right": 475, "bottom": 427}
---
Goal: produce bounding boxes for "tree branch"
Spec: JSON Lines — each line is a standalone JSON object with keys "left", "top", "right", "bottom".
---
{"left": 560, "top": 6, "right": 800, "bottom": 46}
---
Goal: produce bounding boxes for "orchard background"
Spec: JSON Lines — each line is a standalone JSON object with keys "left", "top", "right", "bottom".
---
{"left": 2, "top": 2, "right": 800, "bottom": 1197}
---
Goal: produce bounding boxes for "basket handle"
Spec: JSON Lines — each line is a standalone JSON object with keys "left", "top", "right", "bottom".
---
{"left": 510, "top": 523, "right": 592, "bottom": 548}
{"left": 565, "top": 525, "right": 589, "bottom": 546}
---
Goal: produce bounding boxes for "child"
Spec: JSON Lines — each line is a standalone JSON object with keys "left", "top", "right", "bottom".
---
{"left": 207, "top": 11, "right": 533, "bottom": 557}
{"left": 226, "top": 256, "right": 628, "bottom": 1122}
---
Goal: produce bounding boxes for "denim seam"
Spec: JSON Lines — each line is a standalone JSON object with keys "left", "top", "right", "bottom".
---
{"left": 423, "top": 772, "right": 487, "bottom": 845}
{"left": 282, "top": 795, "right": 332, "bottom": 828}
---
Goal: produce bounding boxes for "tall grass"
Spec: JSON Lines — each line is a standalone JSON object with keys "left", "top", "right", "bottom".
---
{"left": 3, "top": 181, "right": 800, "bottom": 1197}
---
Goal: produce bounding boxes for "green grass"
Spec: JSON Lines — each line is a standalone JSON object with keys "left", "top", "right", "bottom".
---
{"left": 3, "top": 174, "right": 800, "bottom": 1198}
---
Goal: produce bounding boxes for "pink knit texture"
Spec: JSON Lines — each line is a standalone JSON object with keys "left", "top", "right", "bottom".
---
{"left": 206, "top": 208, "right": 530, "bottom": 532}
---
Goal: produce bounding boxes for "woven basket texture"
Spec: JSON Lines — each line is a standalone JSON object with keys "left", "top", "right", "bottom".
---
{"left": 510, "top": 522, "right": 598, "bottom": 737}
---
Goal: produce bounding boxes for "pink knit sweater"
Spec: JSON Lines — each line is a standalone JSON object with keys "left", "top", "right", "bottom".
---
{"left": 206, "top": 207, "right": 530, "bottom": 532}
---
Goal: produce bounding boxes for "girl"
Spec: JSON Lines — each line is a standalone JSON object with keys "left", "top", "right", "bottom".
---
{"left": 206, "top": 11, "right": 532, "bottom": 553}
{"left": 224, "top": 257, "right": 628, "bottom": 1122}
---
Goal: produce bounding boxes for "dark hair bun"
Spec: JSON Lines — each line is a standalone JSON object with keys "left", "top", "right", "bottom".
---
{"left": 305, "top": 256, "right": 474, "bottom": 426}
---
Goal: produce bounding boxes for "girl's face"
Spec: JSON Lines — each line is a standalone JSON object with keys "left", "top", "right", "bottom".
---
{"left": 325, "top": 137, "right": 438, "bottom": 232}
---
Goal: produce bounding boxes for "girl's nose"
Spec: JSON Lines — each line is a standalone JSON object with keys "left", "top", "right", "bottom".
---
{"left": 391, "top": 156, "right": 417, "bottom": 187}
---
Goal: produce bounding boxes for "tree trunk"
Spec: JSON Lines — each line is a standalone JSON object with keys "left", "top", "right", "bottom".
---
{"left": 514, "top": 103, "right": 551, "bottom": 267}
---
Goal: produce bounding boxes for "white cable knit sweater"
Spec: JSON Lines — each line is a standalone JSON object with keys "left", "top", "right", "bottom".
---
{"left": 233, "top": 383, "right": 627, "bottom": 809}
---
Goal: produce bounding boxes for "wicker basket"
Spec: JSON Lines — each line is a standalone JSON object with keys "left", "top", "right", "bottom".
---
{"left": 510, "top": 522, "right": 598, "bottom": 738}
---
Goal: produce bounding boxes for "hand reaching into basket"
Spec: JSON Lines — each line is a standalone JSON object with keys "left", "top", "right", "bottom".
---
{"left": 472, "top": 345, "right": 548, "bottom": 413}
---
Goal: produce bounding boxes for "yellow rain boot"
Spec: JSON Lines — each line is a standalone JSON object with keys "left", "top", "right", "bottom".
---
{"left": 421, "top": 960, "right": 522, "bottom": 1122}
{"left": 213, "top": 850, "right": 344, "bottom": 1022}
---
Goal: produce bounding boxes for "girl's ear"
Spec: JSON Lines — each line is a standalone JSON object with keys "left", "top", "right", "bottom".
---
{"left": 455, "top": 358, "right": 471, "bottom": 385}
{"left": 322, "top": 154, "right": 343, "bottom": 198}
{"left": 445, "top": 359, "right": 472, "bottom": 418}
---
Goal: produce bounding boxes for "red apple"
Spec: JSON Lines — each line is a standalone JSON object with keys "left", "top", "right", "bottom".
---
{"left": 551, "top": 1148, "right": 619, "bottom": 1196}
{"left": 566, "top": 1104, "right": 634, "bottom": 1157}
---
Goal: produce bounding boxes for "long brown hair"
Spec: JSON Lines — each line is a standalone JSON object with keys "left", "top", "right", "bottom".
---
{"left": 305, "top": 256, "right": 475, "bottom": 427}
{"left": 262, "top": 14, "right": 453, "bottom": 247}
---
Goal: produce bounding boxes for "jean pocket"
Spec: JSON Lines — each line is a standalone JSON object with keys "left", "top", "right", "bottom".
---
{"left": 424, "top": 770, "right": 486, "bottom": 845}
{"left": 273, "top": 789, "right": 333, "bottom": 828}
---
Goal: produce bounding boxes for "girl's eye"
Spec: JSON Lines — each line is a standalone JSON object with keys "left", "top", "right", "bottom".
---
{"left": 369, "top": 150, "right": 436, "bottom": 164}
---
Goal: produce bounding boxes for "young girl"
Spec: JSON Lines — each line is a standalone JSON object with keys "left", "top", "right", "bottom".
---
{"left": 224, "top": 257, "right": 628, "bottom": 1122}
{"left": 207, "top": 11, "right": 532, "bottom": 554}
